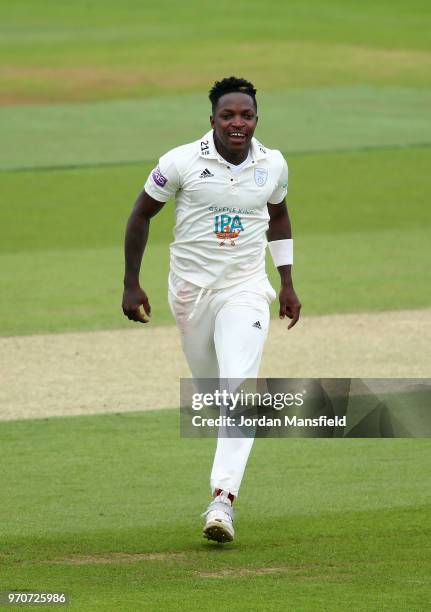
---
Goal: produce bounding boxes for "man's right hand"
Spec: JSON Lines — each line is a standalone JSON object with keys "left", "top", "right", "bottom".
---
{"left": 122, "top": 285, "right": 151, "bottom": 323}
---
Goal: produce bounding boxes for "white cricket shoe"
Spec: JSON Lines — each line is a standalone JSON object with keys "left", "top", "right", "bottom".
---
{"left": 202, "top": 490, "right": 235, "bottom": 543}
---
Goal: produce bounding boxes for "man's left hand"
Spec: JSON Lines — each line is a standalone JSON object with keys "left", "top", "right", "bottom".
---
{"left": 279, "top": 286, "right": 301, "bottom": 329}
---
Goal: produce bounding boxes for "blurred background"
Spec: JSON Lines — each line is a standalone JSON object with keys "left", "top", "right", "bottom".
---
{"left": 1, "top": 0, "right": 430, "bottom": 336}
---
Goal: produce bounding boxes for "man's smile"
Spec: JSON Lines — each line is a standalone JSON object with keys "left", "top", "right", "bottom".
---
{"left": 227, "top": 131, "right": 248, "bottom": 144}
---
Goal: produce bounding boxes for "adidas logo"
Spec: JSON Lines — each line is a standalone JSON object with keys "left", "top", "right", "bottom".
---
{"left": 199, "top": 168, "right": 214, "bottom": 179}
{"left": 252, "top": 321, "right": 262, "bottom": 329}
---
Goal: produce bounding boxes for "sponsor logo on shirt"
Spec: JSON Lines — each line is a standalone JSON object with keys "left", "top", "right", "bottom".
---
{"left": 254, "top": 168, "right": 268, "bottom": 186}
{"left": 199, "top": 168, "right": 214, "bottom": 178}
{"left": 209, "top": 206, "right": 255, "bottom": 215}
{"left": 152, "top": 166, "right": 168, "bottom": 187}
{"left": 214, "top": 214, "right": 244, "bottom": 246}
{"left": 200, "top": 140, "right": 210, "bottom": 156}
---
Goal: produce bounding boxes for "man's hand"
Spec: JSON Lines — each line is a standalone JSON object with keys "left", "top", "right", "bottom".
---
{"left": 279, "top": 286, "right": 301, "bottom": 329}
{"left": 122, "top": 285, "right": 151, "bottom": 324}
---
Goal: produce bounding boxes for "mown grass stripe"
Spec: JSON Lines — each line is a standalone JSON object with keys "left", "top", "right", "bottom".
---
{"left": 2, "top": 86, "right": 430, "bottom": 170}
{"left": 2, "top": 142, "right": 431, "bottom": 173}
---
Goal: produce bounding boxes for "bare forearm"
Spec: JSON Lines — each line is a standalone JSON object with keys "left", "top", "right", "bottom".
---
{"left": 276, "top": 264, "right": 293, "bottom": 288}
{"left": 124, "top": 211, "right": 150, "bottom": 288}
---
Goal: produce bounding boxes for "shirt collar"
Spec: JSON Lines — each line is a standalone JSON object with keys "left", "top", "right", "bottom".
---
{"left": 199, "top": 130, "right": 268, "bottom": 162}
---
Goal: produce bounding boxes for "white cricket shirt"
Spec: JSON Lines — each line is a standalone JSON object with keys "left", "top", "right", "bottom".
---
{"left": 144, "top": 130, "right": 288, "bottom": 289}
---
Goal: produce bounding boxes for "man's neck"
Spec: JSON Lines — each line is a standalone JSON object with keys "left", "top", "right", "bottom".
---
{"left": 213, "top": 134, "right": 250, "bottom": 165}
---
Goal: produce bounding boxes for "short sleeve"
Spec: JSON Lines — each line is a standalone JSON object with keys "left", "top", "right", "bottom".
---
{"left": 144, "top": 151, "right": 180, "bottom": 202}
{"left": 268, "top": 156, "right": 288, "bottom": 204}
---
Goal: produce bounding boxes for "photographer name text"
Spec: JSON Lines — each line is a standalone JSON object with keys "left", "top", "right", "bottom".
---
{"left": 191, "top": 415, "right": 346, "bottom": 428}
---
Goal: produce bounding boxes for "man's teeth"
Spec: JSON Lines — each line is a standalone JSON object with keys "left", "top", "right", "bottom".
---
{"left": 230, "top": 133, "right": 245, "bottom": 137}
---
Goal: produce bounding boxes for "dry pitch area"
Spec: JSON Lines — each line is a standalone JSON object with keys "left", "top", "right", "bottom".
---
{"left": 1, "top": 309, "right": 430, "bottom": 421}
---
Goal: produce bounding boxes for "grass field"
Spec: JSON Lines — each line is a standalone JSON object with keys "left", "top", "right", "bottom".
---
{"left": 1, "top": 146, "right": 430, "bottom": 335}
{"left": 1, "top": 412, "right": 430, "bottom": 610}
{"left": 1, "top": 0, "right": 431, "bottom": 609}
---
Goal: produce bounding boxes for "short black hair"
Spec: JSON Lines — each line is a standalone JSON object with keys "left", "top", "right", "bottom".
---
{"left": 209, "top": 76, "right": 257, "bottom": 113}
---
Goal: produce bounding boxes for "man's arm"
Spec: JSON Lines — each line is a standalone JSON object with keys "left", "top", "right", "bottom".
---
{"left": 122, "top": 190, "right": 165, "bottom": 323}
{"left": 267, "top": 200, "right": 301, "bottom": 329}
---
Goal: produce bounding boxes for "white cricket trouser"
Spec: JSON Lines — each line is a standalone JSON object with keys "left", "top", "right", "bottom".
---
{"left": 168, "top": 270, "right": 276, "bottom": 497}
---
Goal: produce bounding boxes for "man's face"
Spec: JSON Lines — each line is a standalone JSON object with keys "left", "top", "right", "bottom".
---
{"left": 210, "top": 92, "right": 258, "bottom": 154}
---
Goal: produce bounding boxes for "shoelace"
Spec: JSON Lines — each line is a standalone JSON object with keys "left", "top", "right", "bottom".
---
{"left": 202, "top": 492, "right": 234, "bottom": 519}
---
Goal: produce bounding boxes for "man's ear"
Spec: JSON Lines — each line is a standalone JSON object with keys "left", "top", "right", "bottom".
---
{"left": 210, "top": 115, "right": 215, "bottom": 128}
{"left": 255, "top": 115, "right": 259, "bottom": 125}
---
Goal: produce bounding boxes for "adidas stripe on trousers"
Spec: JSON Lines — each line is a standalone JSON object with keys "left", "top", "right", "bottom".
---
{"left": 168, "top": 270, "right": 276, "bottom": 497}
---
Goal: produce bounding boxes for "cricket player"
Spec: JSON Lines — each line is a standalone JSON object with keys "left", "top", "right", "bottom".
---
{"left": 122, "top": 76, "right": 301, "bottom": 543}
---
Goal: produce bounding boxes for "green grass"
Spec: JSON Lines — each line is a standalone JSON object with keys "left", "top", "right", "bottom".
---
{"left": 1, "top": 147, "right": 430, "bottom": 335}
{"left": 2, "top": 87, "right": 431, "bottom": 170}
{"left": 3, "top": 141, "right": 431, "bottom": 255}
{"left": 0, "top": 411, "right": 430, "bottom": 610}
{"left": 0, "top": 0, "right": 431, "bottom": 104}
{"left": 2, "top": 0, "right": 429, "bottom": 50}
{"left": 1, "top": 1, "right": 430, "bottom": 104}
